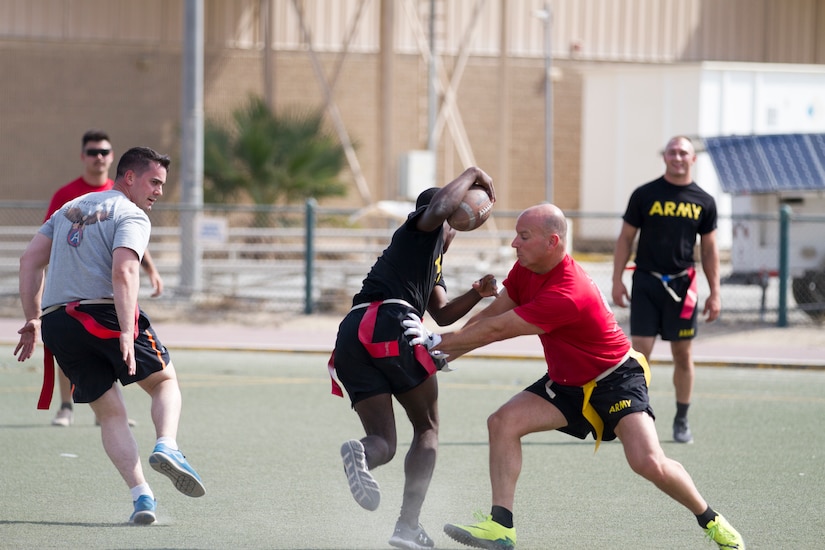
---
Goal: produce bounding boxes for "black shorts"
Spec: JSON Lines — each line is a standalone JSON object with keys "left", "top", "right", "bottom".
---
{"left": 629, "top": 269, "right": 698, "bottom": 341}
{"left": 41, "top": 304, "right": 171, "bottom": 403}
{"left": 333, "top": 303, "right": 433, "bottom": 406}
{"left": 524, "top": 357, "right": 654, "bottom": 442}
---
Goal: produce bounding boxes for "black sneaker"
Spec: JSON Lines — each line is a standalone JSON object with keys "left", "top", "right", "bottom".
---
{"left": 389, "top": 521, "right": 435, "bottom": 550}
{"left": 673, "top": 417, "right": 694, "bottom": 444}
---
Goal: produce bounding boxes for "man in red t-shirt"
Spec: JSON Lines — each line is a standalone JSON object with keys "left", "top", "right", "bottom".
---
{"left": 45, "top": 129, "right": 164, "bottom": 427}
{"left": 402, "top": 203, "right": 744, "bottom": 550}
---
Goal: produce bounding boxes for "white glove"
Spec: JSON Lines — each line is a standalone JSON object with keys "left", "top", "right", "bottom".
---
{"left": 402, "top": 312, "right": 442, "bottom": 349}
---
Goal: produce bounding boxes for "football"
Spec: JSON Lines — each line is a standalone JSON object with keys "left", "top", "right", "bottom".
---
{"left": 447, "top": 186, "right": 493, "bottom": 231}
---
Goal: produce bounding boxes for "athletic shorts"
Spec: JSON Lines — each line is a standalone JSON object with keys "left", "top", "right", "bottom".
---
{"left": 333, "top": 303, "right": 433, "bottom": 406}
{"left": 524, "top": 356, "right": 654, "bottom": 442}
{"left": 41, "top": 304, "right": 171, "bottom": 403}
{"left": 630, "top": 269, "right": 698, "bottom": 341}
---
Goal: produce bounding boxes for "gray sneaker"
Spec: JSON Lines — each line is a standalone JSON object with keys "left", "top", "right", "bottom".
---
{"left": 389, "top": 521, "right": 434, "bottom": 550}
{"left": 51, "top": 407, "right": 73, "bottom": 427}
{"left": 673, "top": 417, "right": 694, "bottom": 443}
{"left": 340, "top": 439, "right": 380, "bottom": 511}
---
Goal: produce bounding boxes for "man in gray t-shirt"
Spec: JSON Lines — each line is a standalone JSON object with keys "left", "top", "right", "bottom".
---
{"left": 15, "top": 147, "right": 205, "bottom": 525}
{"left": 40, "top": 189, "right": 151, "bottom": 308}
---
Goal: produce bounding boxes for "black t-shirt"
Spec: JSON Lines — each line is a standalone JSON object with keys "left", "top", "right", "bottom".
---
{"left": 623, "top": 176, "right": 717, "bottom": 274}
{"left": 353, "top": 207, "right": 446, "bottom": 315}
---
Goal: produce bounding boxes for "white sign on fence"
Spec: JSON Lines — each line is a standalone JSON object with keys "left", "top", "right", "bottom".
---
{"left": 198, "top": 216, "right": 228, "bottom": 243}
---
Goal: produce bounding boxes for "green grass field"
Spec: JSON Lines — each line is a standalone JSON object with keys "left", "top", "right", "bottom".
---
{"left": 1, "top": 348, "right": 823, "bottom": 549}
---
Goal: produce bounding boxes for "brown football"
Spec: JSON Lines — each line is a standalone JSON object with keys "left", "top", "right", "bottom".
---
{"left": 447, "top": 186, "right": 493, "bottom": 231}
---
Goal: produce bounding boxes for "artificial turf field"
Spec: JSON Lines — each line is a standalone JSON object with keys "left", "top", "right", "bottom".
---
{"left": 1, "top": 347, "right": 823, "bottom": 549}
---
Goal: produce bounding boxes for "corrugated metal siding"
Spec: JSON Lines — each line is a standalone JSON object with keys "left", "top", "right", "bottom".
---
{"left": 507, "top": 0, "right": 703, "bottom": 62}
{"left": 272, "top": 0, "right": 302, "bottom": 49}
{"left": 206, "top": 0, "right": 257, "bottom": 49}
{"left": 765, "top": 0, "right": 819, "bottom": 63}
{"left": 818, "top": 2, "right": 825, "bottom": 62}
{"left": 0, "top": 0, "right": 64, "bottom": 38}
{"left": 441, "top": 0, "right": 499, "bottom": 56}
{"left": 0, "top": 0, "right": 180, "bottom": 43}
{"left": 270, "top": 0, "right": 381, "bottom": 53}
{"left": 692, "top": 0, "right": 764, "bottom": 62}
{"left": 0, "top": 0, "right": 59, "bottom": 38}
{"left": 0, "top": 0, "right": 822, "bottom": 62}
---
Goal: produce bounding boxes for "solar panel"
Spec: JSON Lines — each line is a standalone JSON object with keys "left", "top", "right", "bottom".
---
{"left": 808, "top": 133, "right": 825, "bottom": 176}
{"left": 703, "top": 133, "right": 825, "bottom": 194}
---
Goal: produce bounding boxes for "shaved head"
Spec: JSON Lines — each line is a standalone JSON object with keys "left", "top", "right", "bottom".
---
{"left": 520, "top": 203, "right": 567, "bottom": 242}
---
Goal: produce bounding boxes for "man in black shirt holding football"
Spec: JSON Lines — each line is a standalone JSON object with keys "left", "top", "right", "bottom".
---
{"left": 612, "top": 136, "right": 721, "bottom": 445}
{"left": 331, "top": 166, "right": 497, "bottom": 549}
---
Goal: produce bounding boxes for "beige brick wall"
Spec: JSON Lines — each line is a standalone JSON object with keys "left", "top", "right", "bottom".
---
{"left": 0, "top": 40, "right": 582, "bottom": 218}
{"left": 0, "top": 41, "right": 181, "bottom": 212}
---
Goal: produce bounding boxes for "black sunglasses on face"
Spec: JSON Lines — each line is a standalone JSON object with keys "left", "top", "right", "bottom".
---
{"left": 85, "top": 148, "right": 111, "bottom": 157}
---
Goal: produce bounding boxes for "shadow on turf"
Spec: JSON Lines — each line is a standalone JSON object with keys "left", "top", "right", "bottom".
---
{"left": 0, "top": 519, "right": 169, "bottom": 528}
{"left": 440, "top": 439, "right": 696, "bottom": 447}
{"left": 0, "top": 424, "right": 96, "bottom": 429}
{"left": 440, "top": 440, "right": 593, "bottom": 446}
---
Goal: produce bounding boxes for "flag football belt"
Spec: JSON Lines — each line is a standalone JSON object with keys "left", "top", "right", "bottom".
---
{"left": 328, "top": 299, "right": 437, "bottom": 397}
{"left": 579, "top": 348, "right": 650, "bottom": 452}
{"left": 647, "top": 267, "right": 697, "bottom": 320}
{"left": 37, "top": 299, "right": 139, "bottom": 410}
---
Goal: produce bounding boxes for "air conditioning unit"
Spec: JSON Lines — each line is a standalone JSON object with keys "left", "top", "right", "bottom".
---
{"left": 399, "top": 150, "right": 435, "bottom": 200}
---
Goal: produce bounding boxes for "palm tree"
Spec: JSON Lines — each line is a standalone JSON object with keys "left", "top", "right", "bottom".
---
{"left": 204, "top": 96, "right": 349, "bottom": 209}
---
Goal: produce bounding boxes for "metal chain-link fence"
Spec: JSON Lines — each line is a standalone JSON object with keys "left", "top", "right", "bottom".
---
{"left": 1, "top": 201, "right": 823, "bottom": 326}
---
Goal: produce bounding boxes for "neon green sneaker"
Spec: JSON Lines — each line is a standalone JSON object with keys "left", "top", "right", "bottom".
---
{"left": 444, "top": 512, "right": 516, "bottom": 549}
{"left": 704, "top": 514, "right": 745, "bottom": 549}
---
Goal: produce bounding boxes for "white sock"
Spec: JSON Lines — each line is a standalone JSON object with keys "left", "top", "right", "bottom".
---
{"left": 156, "top": 436, "right": 178, "bottom": 450}
{"left": 130, "top": 483, "right": 154, "bottom": 502}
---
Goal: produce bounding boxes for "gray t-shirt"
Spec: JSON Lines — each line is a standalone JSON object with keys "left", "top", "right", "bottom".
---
{"left": 39, "top": 190, "right": 151, "bottom": 308}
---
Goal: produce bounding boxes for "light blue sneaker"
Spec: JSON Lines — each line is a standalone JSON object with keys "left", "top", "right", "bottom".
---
{"left": 149, "top": 443, "right": 205, "bottom": 497}
{"left": 129, "top": 494, "right": 157, "bottom": 525}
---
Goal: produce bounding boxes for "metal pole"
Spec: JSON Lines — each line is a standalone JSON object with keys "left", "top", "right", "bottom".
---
{"left": 543, "top": 1, "right": 553, "bottom": 204}
{"left": 180, "top": 0, "right": 204, "bottom": 296}
{"left": 262, "top": 0, "right": 274, "bottom": 110}
{"left": 427, "top": 0, "right": 437, "bottom": 151}
{"left": 380, "top": 0, "right": 393, "bottom": 200}
{"left": 778, "top": 204, "right": 791, "bottom": 327}
{"left": 304, "top": 198, "right": 317, "bottom": 314}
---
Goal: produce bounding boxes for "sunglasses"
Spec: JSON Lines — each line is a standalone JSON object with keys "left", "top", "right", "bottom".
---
{"left": 85, "top": 148, "right": 112, "bottom": 157}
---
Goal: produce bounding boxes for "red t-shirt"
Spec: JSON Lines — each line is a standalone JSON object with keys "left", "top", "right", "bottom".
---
{"left": 44, "top": 176, "right": 114, "bottom": 221}
{"left": 504, "top": 255, "right": 630, "bottom": 386}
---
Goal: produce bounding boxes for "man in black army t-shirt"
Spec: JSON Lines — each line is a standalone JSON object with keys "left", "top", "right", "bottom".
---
{"left": 612, "top": 136, "right": 721, "bottom": 445}
{"left": 331, "top": 166, "right": 497, "bottom": 549}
